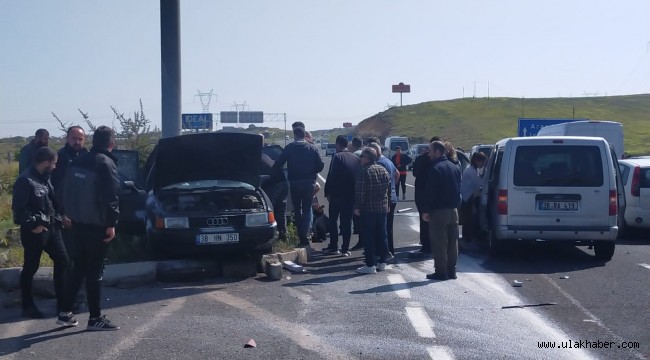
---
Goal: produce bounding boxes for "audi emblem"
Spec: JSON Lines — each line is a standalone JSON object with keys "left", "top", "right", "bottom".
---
{"left": 206, "top": 217, "right": 229, "bottom": 226}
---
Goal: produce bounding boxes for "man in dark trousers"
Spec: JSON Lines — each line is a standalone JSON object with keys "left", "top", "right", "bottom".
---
{"left": 273, "top": 126, "right": 324, "bottom": 246}
{"left": 18, "top": 128, "right": 49, "bottom": 174}
{"left": 421, "top": 141, "right": 462, "bottom": 281}
{"left": 12, "top": 147, "right": 69, "bottom": 318}
{"left": 51, "top": 125, "right": 88, "bottom": 312}
{"left": 354, "top": 147, "right": 391, "bottom": 274}
{"left": 369, "top": 142, "right": 399, "bottom": 258}
{"left": 324, "top": 135, "right": 360, "bottom": 256}
{"left": 411, "top": 136, "right": 441, "bottom": 258}
{"left": 58, "top": 126, "right": 120, "bottom": 331}
{"left": 260, "top": 153, "right": 289, "bottom": 240}
{"left": 390, "top": 146, "right": 412, "bottom": 200}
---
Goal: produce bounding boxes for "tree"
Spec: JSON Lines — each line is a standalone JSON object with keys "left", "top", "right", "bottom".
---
{"left": 111, "top": 99, "right": 156, "bottom": 166}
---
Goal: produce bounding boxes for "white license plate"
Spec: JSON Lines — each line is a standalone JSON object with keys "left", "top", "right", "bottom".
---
{"left": 538, "top": 201, "right": 579, "bottom": 211}
{"left": 196, "top": 233, "right": 239, "bottom": 245}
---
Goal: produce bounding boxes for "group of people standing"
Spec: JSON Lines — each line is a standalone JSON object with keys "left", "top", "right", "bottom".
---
{"left": 13, "top": 126, "right": 121, "bottom": 330}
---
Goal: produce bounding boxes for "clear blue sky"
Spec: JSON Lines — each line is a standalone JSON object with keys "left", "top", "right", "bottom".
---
{"left": 1, "top": 0, "right": 649, "bottom": 138}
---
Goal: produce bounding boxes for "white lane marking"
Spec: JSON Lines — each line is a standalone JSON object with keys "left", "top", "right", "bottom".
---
{"left": 99, "top": 297, "right": 186, "bottom": 360}
{"left": 541, "top": 274, "right": 647, "bottom": 360}
{"left": 639, "top": 263, "right": 650, "bottom": 270}
{"left": 427, "top": 346, "right": 455, "bottom": 360}
{"left": 406, "top": 184, "right": 415, "bottom": 188}
{"left": 208, "top": 291, "right": 351, "bottom": 358}
{"left": 387, "top": 274, "right": 412, "bottom": 299}
{"left": 405, "top": 306, "right": 436, "bottom": 338}
{"left": 317, "top": 174, "right": 326, "bottom": 183}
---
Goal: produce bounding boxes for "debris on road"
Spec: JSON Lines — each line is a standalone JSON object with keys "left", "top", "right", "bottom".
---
{"left": 282, "top": 261, "right": 306, "bottom": 273}
{"left": 559, "top": 275, "right": 570, "bottom": 279}
{"left": 244, "top": 339, "right": 257, "bottom": 348}
{"left": 502, "top": 302, "right": 557, "bottom": 309}
{"left": 397, "top": 208, "right": 412, "bottom": 213}
{"left": 512, "top": 280, "right": 523, "bottom": 287}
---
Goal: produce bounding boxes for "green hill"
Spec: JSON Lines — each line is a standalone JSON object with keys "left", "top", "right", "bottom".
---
{"left": 352, "top": 94, "right": 650, "bottom": 155}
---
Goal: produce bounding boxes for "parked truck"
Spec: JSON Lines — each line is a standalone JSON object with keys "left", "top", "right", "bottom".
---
{"left": 536, "top": 120, "right": 624, "bottom": 159}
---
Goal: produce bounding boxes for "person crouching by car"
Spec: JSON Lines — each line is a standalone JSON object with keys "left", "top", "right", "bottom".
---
{"left": 12, "top": 146, "right": 69, "bottom": 319}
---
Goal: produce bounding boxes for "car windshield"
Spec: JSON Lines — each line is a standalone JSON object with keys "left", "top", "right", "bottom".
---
{"left": 391, "top": 141, "right": 408, "bottom": 151}
{"left": 513, "top": 145, "right": 603, "bottom": 187}
{"left": 161, "top": 179, "right": 255, "bottom": 191}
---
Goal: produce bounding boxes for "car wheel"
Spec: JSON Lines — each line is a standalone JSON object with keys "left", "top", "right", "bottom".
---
{"left": 593, "top": 241, "right": 615, "bottom": 261}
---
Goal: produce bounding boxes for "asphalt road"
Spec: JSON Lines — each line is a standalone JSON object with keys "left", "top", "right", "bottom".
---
{"left": 1, "top": 152, "right": 648, "bottom": 360}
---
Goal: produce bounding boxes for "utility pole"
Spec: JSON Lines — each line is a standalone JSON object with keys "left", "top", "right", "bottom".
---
{"left": 160, "top": 0, "right": 181, "bottom": 138}
{"left": 195, "top": 89, "right": 216, "bottom": 113}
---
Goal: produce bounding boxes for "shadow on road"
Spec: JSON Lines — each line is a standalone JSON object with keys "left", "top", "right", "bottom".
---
{"left": 0, "top": 326, "right": 84, "bottom": 357}
{"left": 348, "top": 280, "right": 433, "bottom": 295}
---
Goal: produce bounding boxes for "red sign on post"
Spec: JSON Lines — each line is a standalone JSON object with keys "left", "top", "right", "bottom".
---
{"left": 343, "top": 122, "right": 352, "bottom": 128}
{"left": 392, "top": 82, "right": 411, "bottom": 93}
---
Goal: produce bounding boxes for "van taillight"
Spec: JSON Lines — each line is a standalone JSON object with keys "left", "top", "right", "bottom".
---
{"left": 631, "top": 166, "right": 641, "bottom": 197}
{"left": 497, "top": 189, "right": 508, "bottom": 215}
{"left": 609, "top": 190, "right": 617, "bottom": 216}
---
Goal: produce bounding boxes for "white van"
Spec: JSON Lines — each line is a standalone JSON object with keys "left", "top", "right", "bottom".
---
{"left": 480, "top": 136, "right": 625, "bottom": 261}
{"left": 384, "top": 136, "right": 409, "bottom": 158}
{"left": 536, "top": 120, "right": 624, "bottom": 159}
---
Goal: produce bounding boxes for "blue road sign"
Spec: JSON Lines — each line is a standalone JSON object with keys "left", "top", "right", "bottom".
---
{"left": 517, "top": 118, "right": 586, "bottom": 137}
{"left": 182, "top": 113, "right": 213, "bottom": 129}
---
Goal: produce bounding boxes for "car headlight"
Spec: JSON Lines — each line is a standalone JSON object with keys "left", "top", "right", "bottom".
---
{"left": 246, "top": 213, "right": 268, "bottom": 227}
{"left": 164, "top": 217, "right": 189, "bottom": 228}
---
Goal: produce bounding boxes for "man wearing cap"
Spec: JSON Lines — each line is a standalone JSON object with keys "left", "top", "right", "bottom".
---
{"left": 354, "top": 147, "right": 391, "bottom": 274}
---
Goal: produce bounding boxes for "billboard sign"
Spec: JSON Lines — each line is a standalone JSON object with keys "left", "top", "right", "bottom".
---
{"left": 392, "top": 82, "right": 411, "bottom": 93}
{"left": 239, "top": 111, "right": 264, "bottom": 123}
{"left": 517, "top": 118, "right": 585, "bottom": 137}
{"left": 220, "top": 111, "right": 238, "bottom": 124}
{"left": 182, "top": 113, "right": 213, "bottom": 130}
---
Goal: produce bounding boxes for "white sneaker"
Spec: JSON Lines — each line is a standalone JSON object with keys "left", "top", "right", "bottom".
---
{"left": 356, "top": 265, "right": 377, "bottom": 274}
{"left": 376, "top": 263, "right": 387, "bottom": 271}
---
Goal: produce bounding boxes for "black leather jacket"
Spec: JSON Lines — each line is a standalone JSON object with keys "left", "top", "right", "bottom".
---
{"left": 12, "top": 167, "right": 61, "bottom": 230}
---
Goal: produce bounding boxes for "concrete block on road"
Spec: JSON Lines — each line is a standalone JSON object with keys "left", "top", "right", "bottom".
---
{"left": 265, "top": 261, "right": 283, "bottom": 281}
{"left": 277, "top": 248, "right": 309, "bottom": 265}
{"left": 103, "top": 262, "right": 157, "bottom": 288}
{"left": 157, "top": 259, "right": 220, "bottom": 282}
{"left": 0, "top": 267, "right": 21, "bottom": 290}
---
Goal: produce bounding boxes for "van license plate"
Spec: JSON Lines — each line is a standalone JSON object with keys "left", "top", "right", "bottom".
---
{"left": 196, "top": 233, "right": 239, "bottom": 244}
{"left": 538, "top": 201, "right": 579, "bottom": 211}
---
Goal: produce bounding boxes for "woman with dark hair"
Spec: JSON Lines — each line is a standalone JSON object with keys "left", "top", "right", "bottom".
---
{"left": 460, "top": 151, "right": 487, "bottom": 249}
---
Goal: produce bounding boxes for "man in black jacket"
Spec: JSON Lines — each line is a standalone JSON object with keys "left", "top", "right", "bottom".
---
{"left": 51, "top": 125, "right": 88, "bottom": 311}
{"left": 411, "top": 136, "right": 441, "bottom": 258}
{"left": 58, "top": 126, "right": 120, "bottom": 331}
{"left": 273, "top": 126, "right": 324, "bottom": 246}
{"left": 12, "top": 146, "right": 69, "bottom": 318}
{"left": 18, "top": 128, "right": 49, "bottom": 174}
{"left": 260, "top": 153, "right": 289, "bottom": 240}
{"left": 324, "top": 135, "right": 360, "bottom": 255}
{"left": 420, "top": 141, "right": 462, "bottom": 281}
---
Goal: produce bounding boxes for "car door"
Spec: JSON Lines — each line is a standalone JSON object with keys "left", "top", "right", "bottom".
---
{"left": 112, "top": 149, "right": 146, "bottom": 235}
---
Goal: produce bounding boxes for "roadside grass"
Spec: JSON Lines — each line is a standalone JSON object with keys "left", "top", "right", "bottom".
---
{"left": 273, "top": 222, "right": 299, "bottom": 253}
{"left": 354, "top": 94, "right": 650, "bottom": 155}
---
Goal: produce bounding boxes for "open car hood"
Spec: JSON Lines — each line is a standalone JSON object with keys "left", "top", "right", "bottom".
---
{"left": 149, "top": 132, "right": 263, "bottom": 190}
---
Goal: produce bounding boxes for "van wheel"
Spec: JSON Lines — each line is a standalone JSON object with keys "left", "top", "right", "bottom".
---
{"left": 593, "top": 241, "right": 615, "bottom": 261}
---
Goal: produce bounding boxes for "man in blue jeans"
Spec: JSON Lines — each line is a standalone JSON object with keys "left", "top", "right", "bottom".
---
{"left": 324, "top": 135, "right": 360, "bottom": 256}
{"left": 273, "top": 126, "right": 324, "bottom": 245}
{"left": 354, "top": 147, "right": 391, "bottom": 274}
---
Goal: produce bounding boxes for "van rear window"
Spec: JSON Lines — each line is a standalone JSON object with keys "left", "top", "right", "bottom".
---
{"left": 513, "top": 145, "right": 603, "bottom": 187}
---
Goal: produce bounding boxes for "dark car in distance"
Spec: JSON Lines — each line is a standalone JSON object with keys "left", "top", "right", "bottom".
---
{"left": 119, "top": 132, "right": 278, "bottom": 256}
